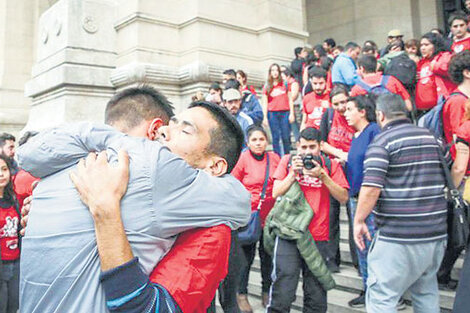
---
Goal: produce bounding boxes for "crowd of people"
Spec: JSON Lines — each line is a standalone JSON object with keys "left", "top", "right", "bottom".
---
{"left": 3, "top": 9, "right": 470, "bottom": 313}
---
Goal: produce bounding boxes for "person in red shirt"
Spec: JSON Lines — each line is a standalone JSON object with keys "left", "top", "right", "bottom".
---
{"left": 450, "top": 12, "right": 470, "bottom": 54}
{"left": 268, "top": 127, "right": 349, "bottom": 313}
{"left": 0, "top": 155, "right": 20, "bottom": 313}
{"left": 236, "top": 70, "right": 258, "bottom": 97}
{"left": 351, "top": 55, "right": 412, "bottom": 111}
{"left": 301, "top": 66, "right": 330, "bottom": 130}
{"left": 262, "top": 63, "right": 295, "bottom": 156}
{"left": 231, "top": 125, "right": 281, "bottom": 311}
{"left": 416, "top": 32, "right": 457, "bottom": 112}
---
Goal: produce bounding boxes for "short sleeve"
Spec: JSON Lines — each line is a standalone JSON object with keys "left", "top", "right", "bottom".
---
{"left": 456, "top": 121, "right": 470, "bottom": 143}
{"left": 273, "top": 155, "right": 290, "bottom": 181}
{"left": 362, "top": 144, "right": 390, "bottom": 188}
{"left": 329, "top": 159, "right": 350, "bottom": 189}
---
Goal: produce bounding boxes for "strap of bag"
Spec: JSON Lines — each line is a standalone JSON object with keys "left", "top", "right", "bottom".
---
{"left": 257, "top": 153, "right": 270, "bottom": 210}
{"left": 435, "top": 144, "right": 462, "bottom": 205}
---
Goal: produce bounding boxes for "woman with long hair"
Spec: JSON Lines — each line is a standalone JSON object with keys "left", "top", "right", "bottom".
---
{"left": 262, "top": 63, "right": 295, "bottom": 156}
{"left": 0, "top": 155, "right": 20, "bottom": 313}
{"left": 415, "top": 32, "right": 457, "bottom": 113}
{"left": 231, "top": 126, "right": 281, "bottom": 312}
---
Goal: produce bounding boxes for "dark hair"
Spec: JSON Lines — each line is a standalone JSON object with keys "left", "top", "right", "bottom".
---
{"left": 405, "top": 38, "right": 419, "bottom": 48}
{"left": 430, "top": 28, "right": 445, "bottom": 36}
{"left": 313, "top": 44, "right": 327, "bottom": 57}
{"left": 0, "top": 155, "right": 15, "bottom": 206}
{"left": 421, "top": 32, "right": 450, "bottom": 58}
{"left": 223, "top": 69, "right": 236, "bottom": 77}
{"left": 348, "top": 95, "right": 376, "bottom": 123}
{"left": 345, "top": 42, "right": 360, "bottom": 51}
{"left": 188, "top": 101, "right": 244, "bottom": 173}
{"left": 449, "top": 50, "right": 470, "bottom": 84}
{"left": 388, "top": 39, "right": 405, "bottom": 52}
{"left": 105, "top": 86, "right": 175, "bottom": 129}
{"left": 224, "top": 78, "right": 241, "bottom": 90}
{"left": 299, "top": 127, "right": 321, "bottom": 142}
{"left": 329, "top": 84, "right": 349, "bottom": 100}
{"left": 209, "top": 82, "right": 223, "bottom": 93}
{"left": 324, "top": 38, "right": 336, "bottom": 48}
{"left": 334, "top": 45, "right": 344, "bottom": 53}
{"left": 357, "top": 55, "right": 377, "bottom": 73}
{"left": 0, "top": 133, "right": 15, "bottom": 149}
{"left": 449, "top": 11, "right": 468, "bottom": 26}
{"left": 18, "top": 131, "right": 38, "bottom": 146}
{"left": 363, "top": 40, "right": 378, "bottom": 50}
{"left": 308, "top": 66, "right": 327, "bottom": 80}
{"left": 294, "top": 47, "right": 303, "bottom": 57}
{"left": 236, "top": 70, "right": 247, "bottom": 82}
{"left": 247, "top": 125, "right": 268, "bottom": 141}
{"left": 266, "top": 63, "right": 283, "bottom": 95}
{"left": 362, "top": 45, "right": 377, "bottom": 55}
{"left": 282, "top": 67, "right": 294, "bottom": 78}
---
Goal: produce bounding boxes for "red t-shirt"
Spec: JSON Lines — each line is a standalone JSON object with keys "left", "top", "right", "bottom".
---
{"left": 273, "top": 155, "right": 349, "bottom": 241}
{"left": 149, "top": 225, "right": 231, "bottom": 313}
{"left": 350, "top": 73, "right": 410, "bottom": 100}
{"left": 263, "top": 81, "right": 290, "bottom": 111}
{"left": 232, "top": 151, "right": 281, "bottom": 226}
{"left": 456, "top": 121, "right": 470, "bottom": 175}
{"left": 13, "top": 170, "right": 39, "bottom": 208}
{"left": 302, "top": 92, "right": 330, "bottom": 129}
{"left": 0, "top": 201, "right": 20, "bottom": 261}
{"left": 327, "top": 112, "right": 355, "bottom": 152}
{"left": 452, "top": 36, "right": 470, "bottom": 54}
{"left": 443, "top": 92, "right": 468, "bottom": 145}
{"left": 242, "top": 85, "right": 258, "bottom": 97}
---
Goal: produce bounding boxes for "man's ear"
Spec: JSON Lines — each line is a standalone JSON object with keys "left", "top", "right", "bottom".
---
{"left": 147, "top": 118, "right": 164, "bottom": 141}
{"left": 205, "top": 157, "right": 228, "bottom": 177}
{"left": 463, "top": 69, "right": 470, "bottom": 80}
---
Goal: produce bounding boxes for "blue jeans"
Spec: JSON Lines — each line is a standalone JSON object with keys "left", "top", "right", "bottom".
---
{"left": 268, "top": 111, "right": 291, "bottom": 156}
{"left": 349, "top": 198, "right": 376, "bottom": 290}
{"left": 0, "top": 260, "right": 19, "bottom": 313}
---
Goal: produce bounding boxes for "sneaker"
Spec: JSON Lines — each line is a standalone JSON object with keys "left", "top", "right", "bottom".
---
{"left": 236, "top": 294, "right": 253, "bottom": 313}
{"left": 397, "top": 297, "right": 406, "bottom": 311}
{"left": 348, "top": 292, "right": 365, "bottom": 308}
{"left": 438, "top": 279, "right": 458, "bottom": 291}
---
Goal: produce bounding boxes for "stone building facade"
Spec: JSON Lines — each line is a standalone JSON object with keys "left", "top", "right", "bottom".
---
{"left": 0, "top": 0, "right": 445, "bottom": 134}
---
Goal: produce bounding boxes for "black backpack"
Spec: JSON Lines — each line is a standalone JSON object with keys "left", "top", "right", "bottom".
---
{"left": 384, "top": 53, "right": 417, "bottom": 88}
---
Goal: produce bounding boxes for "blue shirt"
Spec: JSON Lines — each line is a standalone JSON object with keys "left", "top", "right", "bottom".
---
{"left": 346, "top": 122, "right": 381, "bottom": 196}
{"left": 241, "top": 91, "right": 263, "bottom": 125}
{"left": 17, "top": 122, "right": 251, "bottom": 313}
{"left": 331, "top": 53, "right": 358, "bottom": 87}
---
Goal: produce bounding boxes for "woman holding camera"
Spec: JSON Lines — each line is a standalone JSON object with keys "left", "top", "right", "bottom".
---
{"left": 343, "top": 95, "right": 381, "bottom": 308}
{"left": 231, "top": 125, "right": 281, "bottom": 313}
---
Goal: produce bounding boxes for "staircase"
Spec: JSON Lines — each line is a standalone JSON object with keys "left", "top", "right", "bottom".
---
{"left": 242, "top": 207, "right": 460, "bottom": 313}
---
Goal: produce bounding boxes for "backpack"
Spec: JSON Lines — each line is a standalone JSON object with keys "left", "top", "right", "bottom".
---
{"left": 355, "top": 75, "right": 392, "bottom": 96}
{"left": 320, "top": 108, "right": 335, "bottom": 142}
{"left": 417, "top": 91, "right": 467, "bottom": 144}
{"left": 384, "top": 53, "right": 417, "bottom": 88}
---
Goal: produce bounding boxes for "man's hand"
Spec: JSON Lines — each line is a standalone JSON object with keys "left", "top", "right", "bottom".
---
{"left": 70, "top": 150, "right": 129, "bottom": 222}
{"left": 302, "top": 161, "right": 324, "bottom": 178}
{"left": 353, "top": 220, "right": 371, "bottom": 251}
{"left": 290, "top": 155, "right": 304, "bottom": 176}
{"left": 20, "top": 195, "right": 33, "bottom": 236}
{"left": 289, "top": 111, "right": 295, "bottom": 124}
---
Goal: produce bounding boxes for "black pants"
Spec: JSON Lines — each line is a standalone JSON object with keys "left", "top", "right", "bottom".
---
{"left": 453, "top": 244, "right": 470, "bottom": 312}
{"left": 239, "top": 235, "right": 272, "bottom": 294}
{"left": 437, "top": 244, "right": 465, "bottom": 283}
{"left": 267, "top": 238, "right": 328, "bottom": 313}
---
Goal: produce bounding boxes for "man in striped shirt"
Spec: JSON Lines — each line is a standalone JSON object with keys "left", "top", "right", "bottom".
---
{"left": 353, "top": 94, "right": 447, "bottom": 313}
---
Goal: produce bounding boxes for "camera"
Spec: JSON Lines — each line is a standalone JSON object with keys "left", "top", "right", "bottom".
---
{"left": 302, "top": 154, "right": 322, "bottom": 170}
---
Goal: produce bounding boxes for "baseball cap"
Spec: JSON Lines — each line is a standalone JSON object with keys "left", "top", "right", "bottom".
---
{"left": 223, "top": 88, "right": 241, "bottom": 102}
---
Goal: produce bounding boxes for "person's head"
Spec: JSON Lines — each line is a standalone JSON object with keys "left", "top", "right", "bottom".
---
{"left": 0, "top": 155, "right": 14, "bottom": 204}
{"left": 345, "top": 42, "right": 361, "bottom": 60}
{"left": 313, "top": 44, "right": 327, "bottom": 59}
{"left": 281, "top": 66, "right": 293, "bottom": 82}
{"left": 158, "top": 101, "right": 244, "bottom": 176}
{"left": 18, "top": 131, "right": 38, "bottom": 146}
{"left": 191, "top": 91, "right": 205, "bottom": 102}
{"left": 466, "top": 0, "right": 470, "bottom": 11}
{"left": 308, "top": 66, "right": 327, "bottom": 95}
{"left": 330, "top": 85, "right": 349, "bottom": 116}
{"left": 344, "top": 95, "right": 376, "bottom": 130}
{"left": 375, "top": 93, "right": 408, "bottom": 127}
{"left": 224, "top": 78, "right": 241, "bottom": 91}
{"left": 300, "top": 47, "right": 309, "bottom": 59}
{"left": 362, "top": 45, "right": 377, "bottom": 56}
{"left": 294, "top": 47, "right": 303, "bottom": 58}
{"left": 296, "top": 127, "right": 321, "bottom": 157}
{"left": 323, "top": 38, "right": 336, "bottom": 53}
{"left": 208, "top": 82, "right": 223, "bottom": 104}
{"left": 268, "top": 63, "right": 282, "bottom": 82}
{"left": 387, "top": 39, "right": 405, "bottom": 53}
{"left": 357, "top": 54, "right": 377, "bottom": 76}
{"left": 105, "top": 86, "right": 174, "bottom": 140}
{"left": 449, "top": 12, "right": 469, "bottom": 40}
{"left": 332, "top": 45, "right": 344, "bottom": 58}
{"left": 236, "top": 70, "right": 247, "bottom": 86}
{"left": 449, "top": 50, "right": 470, "bottom": 85}
{"left": 0, "top": 133, "right": 16, "bottom": 159}
{"left": 246, "top": 125, "right": 268, "bottom": 155}
{"left": 387, "top": 29, "right": 403, "bottom": 43}
{"left": 222, "top": 69, "right": 236, "bottom": 84}
{"left": 431, "top": 28, "right": 445, "bottom": 36}
{"left": 363, "top": 40, "right": 378, "bottom": 50}
{"left": 405, "top": 39, "right": 419, "bottom": 55}
{"left": 223, "top": 88, "right": 242, "bottom": 115}
{"left": 420, "top": 32, "right": 448, "bottom": 59}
